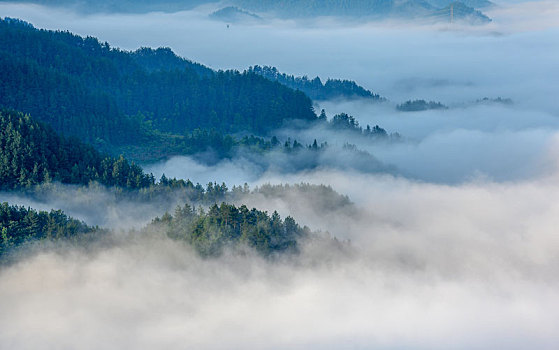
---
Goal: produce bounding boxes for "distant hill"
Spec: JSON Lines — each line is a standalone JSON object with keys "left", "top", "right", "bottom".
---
{"left": 397, "top": 100, "right": 448, "bottom": 112}
{"left": 0, "top": 0, "right": 493, "bottom": 23}
{"left": 248, "top": 66, "right": 384, "bottom": 101}
{"left": 0, "top": 0, "right": 220, "bottom": 13}
{"left": 232, "top": 0, "right": 491, "bottom": 23}
{"left": 233, "top": 0, "right": 435, "bottom": 18}
{"left": 428, "top": 2, "right": 492, "bottom": 24}
{"left": 210, "top": 6, "right": 263, "bottom": 23}
{"left": 427, "top": 0, "right": 493, "bottom": 9}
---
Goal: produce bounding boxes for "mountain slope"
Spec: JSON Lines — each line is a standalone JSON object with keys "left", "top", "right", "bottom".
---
{"left": 0, "top": 202, "right": 97, "bottom": 256}
{"left": 248, "top": 66, "right": 384, "bottom": 101}
{"left": 0, "top": 18, "right": 317, "bottom": 144}
{"left": 428, "top": 2, "right": 492, "bottom": 24}
{"left": 0, "top": 109, "right": 154, "bottom": 190}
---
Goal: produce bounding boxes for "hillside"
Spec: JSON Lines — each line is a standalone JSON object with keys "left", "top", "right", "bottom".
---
{"left": 248, "top": 66, "right": 384, "bottom": 101}
{"left": 210, "top": 6, "right": 263, "bottom": 23}
{"left": 428, "top": 2, "right": 492, "bottom": 24}
{"left": 0, "top": 202, "right": 97, "bottom": 257}
{"left": 0, "top": 18, "right": 317, "bottom": 145}
{"left": 233, "top": 0, "right": 435, "bottom": 18}
{"left": 0, "top": 109, "right": 154, "bottom": 190}
{"left": 427, "top": 0, "right": 493, "bottom": 9}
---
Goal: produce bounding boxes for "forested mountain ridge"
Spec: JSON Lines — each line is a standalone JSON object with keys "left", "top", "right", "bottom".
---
{"left": 248, "top": 66, "right": 384, "bottom": 101}
{"left": 0, "top": 109, "right": 154, "bottom": 190}
{"left": 0, "top": 17, "right": 317, "bottom": 144}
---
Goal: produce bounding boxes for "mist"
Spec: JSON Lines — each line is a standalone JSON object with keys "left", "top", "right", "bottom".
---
{"left": 1, "top": 1, "right": 559, "bottom": 349}
{"left": 2, "top": 169, "right": 559, "bottom": 349}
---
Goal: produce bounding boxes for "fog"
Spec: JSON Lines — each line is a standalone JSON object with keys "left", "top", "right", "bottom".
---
{"left": 1, "top": 1, "right": 559, "bottom": 349}
{"left": 2, "top": 170, "right": 559, "bottom": 349}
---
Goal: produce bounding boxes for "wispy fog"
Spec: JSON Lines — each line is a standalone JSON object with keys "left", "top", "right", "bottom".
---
{"left": 1, "top": 1, "right": 559, "bottom": 349}
{"left": 2, "top": 169, "right": 559, "bottom": 349}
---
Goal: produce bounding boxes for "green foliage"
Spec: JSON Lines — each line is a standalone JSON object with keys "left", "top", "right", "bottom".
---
{"left": 326, "top": 111, "right": 400, "bottom": 140}
{"left": 248, "top": 66, "right": 384, "bottom": 101}
{"left": 396, "top": 100, "right": 448, "bottom": 112}
{"left": 0, "top": 202, "right": 97, "bottom": 256}
{"left": 0, "top": 109, "right": 154, "bottom": 190}
{"left": 153, "top": 202, "right": 310, "bottom": 256}
{"left": 0, "top": 18, "right": 317, "bottom": 145}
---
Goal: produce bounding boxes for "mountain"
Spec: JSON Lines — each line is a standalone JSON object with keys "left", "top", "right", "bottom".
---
{"left": 0, "top": 109, "right": 154, "bottom": 190}
{"left": 232, "top": 0, "right": 492, "bottom": 23}
{"left": 427, "top": 0, "right": 493, "bottom": 9}
{"left": 428, "top": 2, "right": 492, "bottom": 24}
{"left": 0, "top": 18, "right": 317, "bottom": 145}
{"left": 0, "top": 0, "right": 220, "bottom": 13}
{"left": 248, "top": 66, "right": 384, "bottom": 101}
{"left": 232, "top": 0, "right": 435, "bottom": 18}
{"left": 210, "top": 6, "right": 263, "bottom": 23}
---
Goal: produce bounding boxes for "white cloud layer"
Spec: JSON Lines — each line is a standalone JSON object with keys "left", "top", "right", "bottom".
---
{"left": 1, "top": 1, "right": 559, "bottom": 349}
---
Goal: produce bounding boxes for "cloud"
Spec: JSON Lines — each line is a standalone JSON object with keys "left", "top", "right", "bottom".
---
{"left": 2, "top": 169, "right": 559, "bottom": 349}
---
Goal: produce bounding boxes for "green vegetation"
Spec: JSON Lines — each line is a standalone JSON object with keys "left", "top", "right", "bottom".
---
{"left": 396, "top": 100, "right": 448, "bottom": 112}
{"left": 325, "top": 111, "right": 400, "bottom": 140}
{"left": 0, "top": 109, "right": 153, "bottom": 190}
{"left": 0, "top": 200, "right": 314, "bottom": 258}
{"left": 0, "top": 202, "right": 97, "bottom": 256}
{"left": 153, "top": 202, "right": 310, "bottom": 256}
{"left": 248, "top": 66, "right": 384, "bottom": 101}
{"left": 0, "top": 17, "right": 316, "bottom": 145}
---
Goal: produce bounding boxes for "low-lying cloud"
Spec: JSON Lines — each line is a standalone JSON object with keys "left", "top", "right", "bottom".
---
{"left": 2, "top": 168, "right": 559, "bottom": 349}
{"left": 1, "top": 1, "right": 559, "bottom": 349}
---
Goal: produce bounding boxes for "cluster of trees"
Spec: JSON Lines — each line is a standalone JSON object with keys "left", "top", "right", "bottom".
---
{"left": 0, "top": 199, "right": 312, "bottom": 259}
{"left": 0, "top": 109, "right": 154, "bottom": 190}
{"left": 0, "top": 18, "right": 317, "bottom": 145}
{"left": 0, "top": 202, "right": 96, "bottom": 256}
{"left": 396, "top": 100, "right": 448, "bottom": 112}
{"left": 249, "top": 65, "right": 383, "bottom": 101}
{"left": 153, "top": 202, "right": 310, "bottom": 256}
{"left": 323, "top": 111, "right": 400, "bottom": 139}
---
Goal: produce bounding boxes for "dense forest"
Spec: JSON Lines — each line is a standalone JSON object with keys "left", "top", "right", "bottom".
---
{"left": 0, "top": 202, "right": 97, "bottom": 256}
{"left": 0, "top": 108, "right": 392, "bottom": 193}
{"left": 248, "top": 66, "right": 383, "bottom": 101}
{"left": 0, "top": 109, "right": 154, "bottom": 190}
{"left": 153, "top": 202, "right": 311, "bottom": 256}
{"left": 0, "top": 17, "right": 316, "bottom": 145}
{"left": 0, "top": 17, "right": 403, "bottom": 168}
